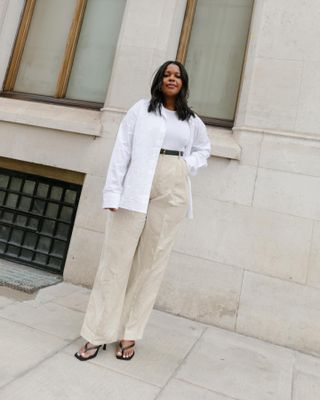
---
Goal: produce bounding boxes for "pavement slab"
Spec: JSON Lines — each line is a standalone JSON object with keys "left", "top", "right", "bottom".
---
{"left": 0, "top": 352, "right": 160, "bottom": 400}
{"left": 176, "top": 326, "right": 294, "bottom": 400}
{"left": 0, "top": 317, "right": 67, "bottom": 388}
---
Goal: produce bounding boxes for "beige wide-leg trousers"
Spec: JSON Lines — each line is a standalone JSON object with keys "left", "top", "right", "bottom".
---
{"left": 80, "top": 154, "right": 189, "bottom": 344}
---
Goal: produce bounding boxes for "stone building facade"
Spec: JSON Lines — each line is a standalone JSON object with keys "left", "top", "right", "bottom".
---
{"left": 0, "top": 0, "right": 319, "bottom": 356}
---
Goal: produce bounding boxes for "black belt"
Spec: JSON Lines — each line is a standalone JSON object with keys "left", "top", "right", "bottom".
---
{"left": 160, "top": 148, "right": 184, "bottom": 156}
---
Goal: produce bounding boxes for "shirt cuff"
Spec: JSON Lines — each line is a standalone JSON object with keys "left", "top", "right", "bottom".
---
{"left": 102, "top": 191, "right": 121, "bottom": 209}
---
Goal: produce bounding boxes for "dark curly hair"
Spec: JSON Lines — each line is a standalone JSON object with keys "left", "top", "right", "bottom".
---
{"left": 148, "top": 60, "right": 195, "bottom": 121}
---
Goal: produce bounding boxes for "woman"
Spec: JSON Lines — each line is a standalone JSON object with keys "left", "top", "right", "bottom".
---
{"left": 75, "top": 60, "right": 211, "bottom": 361}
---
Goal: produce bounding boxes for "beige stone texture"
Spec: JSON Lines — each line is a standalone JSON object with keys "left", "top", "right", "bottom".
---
{"left": 0, "top": 300, "right": 83, "bottom": 340}
{"left": 253, "top": 168, "right": 320, "bottom": 220}
{"left": 175, "top": 196, "right": 312, "bottom": 283}
{"left": 307, "top": 221, "right": 320, "bottom": 289}
{"left": 156, "top": 252, "right": 243, "bottom": 329}
{"left": 63, "top": 227, "right": 105, "bottom": 286}
{"left": 176, "top": 326, "right": 293, "bottom": 400}
{"left": 191, "top": 157, "right": 256, "bottom": 206}
{"left": 237, "top": 272, "right": 320, "bottom": 355}
{"left": 296, "top": 61, "right": 320, "bottom": 135}
{"left": 0, "top": 122, "right": 113, "bottom": 177}
{"left": 158, "top": 380, "right": 232, "bottom": 400}
{"left": 0, "top": 352, "right": 160, "bottom": 400}
{"left": 232, "top": 129, "right": 263, "bottom": 167}
{"left": 105, "top": 0, "right": 187, "bottom": 109}
{"left": 245, "top": 57, "right": 303, "bottom": 131}
{"left": 74, "top": 174, "right": 107, "bottom": 233}
{"left": 292, "top": 372, "right": 320, "bottom": 400}
{"left": 0, "top": 317, "right": 67, "bottom": 388}
{"left": 260, "top": 134, "right": 320, "bottom": 177}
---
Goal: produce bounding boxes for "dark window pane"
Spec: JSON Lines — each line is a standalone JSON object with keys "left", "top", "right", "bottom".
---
{"left": 6, "top": 193, "right": 19, "bottom": 208}
{"left": 27, "top": 217, "right": 39, "bottom": 230}
{"left": 51, "top": 239, "right": 66, "bottom": 257}
{"left": 37, "top": 236, "right": 51, "bottom": 252}
{"left": 23, "top": 180, "right": 36, "bottom": 195}
{"left": 18, "top": 196, "right": 32, "bottom": 211}
{"left": 50, "top": 186, "right": 63, "bottom": 201}
{"left": 23, "top": 232, "right": 37, "bottom": 249}
{"left": 0, "top": 242, "right": 6, "bottom": 253}
{"left": 20, "top": 248, "right": 33, "bottom": 260}
{"left": 60, "top": 206, "right": 73, "bottom": 222}
{"left": 0, "top": 190, "right": 5, "bottom": 205}
{"left": 46, "top": 203, "right": 59, "bottom": 219}
{"left": 2, "top": 211, "right": 14, "bottom": 223}
{"left": 0, "top": 174, "right": 9, "bottom": 189}
{"left": 32, "top": 199, "right": 46, "bottom": 215}
{"left": 15, "top": 215, "right": 28, "bottom": 226}
{"left": 48, "top": 256, "right": 62, "bottom": 270}
{"left": 36, "top": 183, "right": 49, "bottom": 198}
{"left": 10, "top": 229, "right": 24, "bottom": 245}
{"left": 34, "top": 253, "right": 48, "bottom": 265}
{"left": 0, "top": 226, "right": 10, "bottom": 241}
{"left": 64, "top": 189, "right": 77, "bottom": 204}
{"left": 41, "top": 219, "right": 56, "bottom": 235}
{"left": 7, "top": 244, "right": 19, "bottom": 256}
{"left": 56, "top": 223, "right": 69, "bottom": 240}
{"left": 9, "top": 177, "right": 22, "bottom": 191}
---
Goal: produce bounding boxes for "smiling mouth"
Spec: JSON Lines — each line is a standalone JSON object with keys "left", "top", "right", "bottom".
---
{"left": 167, "top": 84, "right": 177, "bottom": 88}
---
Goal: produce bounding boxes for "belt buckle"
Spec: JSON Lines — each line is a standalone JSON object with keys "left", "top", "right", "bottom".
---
{"left": 163, "top": 149, "right": 166, "bottom": 154}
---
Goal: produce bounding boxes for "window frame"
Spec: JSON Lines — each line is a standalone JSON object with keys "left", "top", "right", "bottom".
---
{"left": 176, "top": 0, "right": 253, "bottom": 128}
{"left": 1, "top": 0, "right": 104, "bottom": 110}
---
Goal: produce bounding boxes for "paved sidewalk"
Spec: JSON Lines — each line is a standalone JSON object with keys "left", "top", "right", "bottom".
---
{"left": 0, "top": 282, "right": 319, "bottom": 400}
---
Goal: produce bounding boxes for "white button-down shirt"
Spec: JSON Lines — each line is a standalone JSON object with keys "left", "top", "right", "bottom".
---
{"left": 102, "top": 99, "right": 211, "bottom": 219}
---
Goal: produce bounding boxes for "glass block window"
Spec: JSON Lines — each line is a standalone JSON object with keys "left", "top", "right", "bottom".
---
{"left": 0, "top": 168, "right": 82, "bottom": 274}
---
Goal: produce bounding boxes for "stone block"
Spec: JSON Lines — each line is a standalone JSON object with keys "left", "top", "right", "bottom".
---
{"left": 237, "top": 272, "right": 320, "bottom": 355}
{"left": 0, "top": 317, "right": 66, "bottom": 388}
{"left": 296, "top": 61, "right": 320, "bottom": 135}
{"left": 245, "top": 57, "right": 303, "bottom": 131}
{"left": 191, "top": 157, "right": 256, "bottom": 206}
{"left": 0, "top": 352, "right": 160, "bottom": 400}
{"left": 253, "top": 167, "right": 320, "bottom": 220}
{"left": 158, "top": 379, "right": 232, "bottom": 400}
{"left": 292, "top": 372, "right": 320, "bottom": 400}
{"left": 232, "top": 129, "right": 263, "bottom": 167}
{"left": 307, "top": 222, "right": 320, "bottom": 288}
{"left": 175, "top": 196, "right": 312, "bottom": 283}
{"left": 63, "top": 226, "right": 105, "bottom": 286}
{"left": 52, "top": 287, "right": 90, "bottom": 313}
{"left": 0, "top": 300, "right": 83, "bottom": 341}
{"left": 260, "top": 134, "right": 320, "bottom": 177}
{"left": 176, "top": 326, "right": 293, "bottom": 400}
{"left": 74, "top": 174, "right": 107, "bottom": 233}
{"left": 156, "top": 252, "right": 243, "bottom": 329}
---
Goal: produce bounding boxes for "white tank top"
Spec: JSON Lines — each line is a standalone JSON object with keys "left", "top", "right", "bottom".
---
{"left": 161, "top": 107, "right": 190, "bottom": 152}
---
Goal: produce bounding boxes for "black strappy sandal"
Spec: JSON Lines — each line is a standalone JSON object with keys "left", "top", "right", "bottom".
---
{"left": 116, "top": 341, "right": 135, "bottom": 361}
{"left": 74, "top": 342, "right": 107, "bottom": 361}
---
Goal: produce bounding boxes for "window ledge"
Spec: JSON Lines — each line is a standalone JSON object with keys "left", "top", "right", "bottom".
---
{"left": 0, "top": 98, "right": 102, "bottom": 136}
{"left": 207, "top": 126, "right": 241, "bottom": 160}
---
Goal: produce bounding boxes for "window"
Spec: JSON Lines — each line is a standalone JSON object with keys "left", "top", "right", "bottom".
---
{"left": 1, "top": 0, "right": 126, "bottom": 109}
{"left": 0, "top": 168, "right": 82, "bottom": 274}
{"left": 177, "top": 0, "right": 254, "bottom": 127}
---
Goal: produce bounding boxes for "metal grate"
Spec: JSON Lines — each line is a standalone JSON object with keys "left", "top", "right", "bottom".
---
{"left": 0, "top": 168, "right": 82, "bottom": 274}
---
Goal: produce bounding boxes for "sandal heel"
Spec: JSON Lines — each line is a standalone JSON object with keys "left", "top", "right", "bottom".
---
{"left": 103, "top": 344, "right": 107, "bottom": 350}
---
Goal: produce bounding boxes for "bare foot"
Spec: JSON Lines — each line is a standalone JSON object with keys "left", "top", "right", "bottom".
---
{"left": 75, "top": 342, "right": 101, "bottom": 359}
{"left": 116, "top": 340, "right": 135, "bottom": 359}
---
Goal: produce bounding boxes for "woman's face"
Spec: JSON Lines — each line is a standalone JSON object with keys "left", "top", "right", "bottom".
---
{"left": 161, "top": 64, "right": 183, "bottom": 99}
